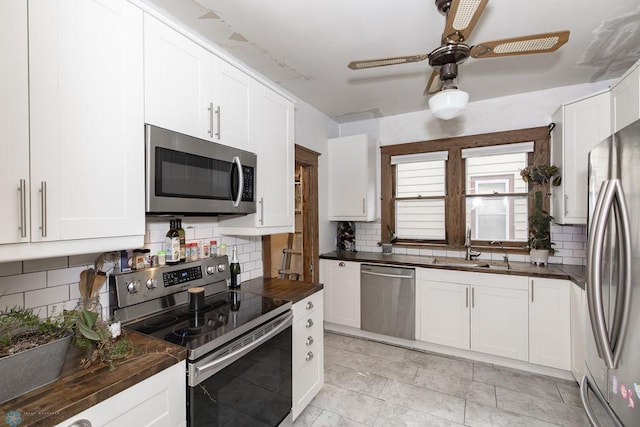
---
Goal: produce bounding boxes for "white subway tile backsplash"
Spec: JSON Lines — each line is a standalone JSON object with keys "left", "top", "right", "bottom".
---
{"left": 47, "top": 265, "right": 86, "bottom": 288}
{"left": 69, "top": 253, "right": 101, "bottom": 267}
{"left": 23, "top": 257, "right": 68, "bottom": 273}
{"left": 0, "top": 293, "right": 24, "bottom": 310}
{"left": 0, "top": 262, "right": 22, "bottom": 278}
{"left": 0, "top": 272, "right": 46, "bottom": 295}
{"left": 25, "top": 286, "right": 69, "bottom": 310}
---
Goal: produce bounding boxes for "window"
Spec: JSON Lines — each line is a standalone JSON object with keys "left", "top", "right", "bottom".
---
{"left": 380, "top": 126, "right": 551, "bottom": 250}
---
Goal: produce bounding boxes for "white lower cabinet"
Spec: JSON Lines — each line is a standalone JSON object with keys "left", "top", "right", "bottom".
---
{"left": 529, "top": 277, "right": 571, "bottom": 370}
{"left": 417, "top": 269, "right": 529, "bottom": 362}
{"left": 570, "top": 282, "right": 586, "bottom": 381}
{"left": 56, "top": 362, "right": 186, "bottom": 427}
{"left": 321, "top": 259, "right": 361, "bottom": 328}
{"left": 292, "top": 291, "right": 324, "bottom": 420}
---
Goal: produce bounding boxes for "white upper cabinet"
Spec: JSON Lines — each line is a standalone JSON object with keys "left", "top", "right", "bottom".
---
{"left": 328, "top": 134, "right": 377, "bottom": 221}
{"left": 612, "top": 62, "right": 640, "bottom": 132}
{"left": 144, "top": 15, "right": 252, "bottom": 150}
{"left": 0, "top": 0, "right": 145, "bottom": 262}
{"left": 144, "top": 14, "right": 213, "bottom": 141}
{"left": 551, "top": 90, "right": 611, "bottom": 225}
{"left": 219, "top": 83, "right": 294, "bottom": 235}
{"left": 0, "top": 1, "right": 29, "bottom": 246}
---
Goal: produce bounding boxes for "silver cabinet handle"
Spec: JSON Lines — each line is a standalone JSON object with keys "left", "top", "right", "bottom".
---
{"left": 208, "top": 102, "right": 214, "bottom": 137}
{"left": 39, "top": 181, "right": 47, "bottom": 237}
{"left": 361, "top": 270, "right": 414, "bottom": 279}
{"left": 18, "top": 179, "right": 27, "bottom": 238}
{"left": 305, "top": 319, "right": 313, "bottom": 328}
{"left": 232, "top": 156, "right": 244, "bottom": 207}
{"left": 564, "top": 194, "right": 569, "bottom": 216}
{"left": 259, "top": 197, "right": 264, "bottom": 224}
{"left": 471, "top": 287, "right": 475, "bottom": 308}
{"left": 66, "top": 420, "right": 92, "bottom": 427}
{"left": 305, "top": 336, "right": 314, "bottom": 346}
{"left": 531, "top": 280, "right": 534, "bottom": 303}
{"left": 465, "top": 287, "right": 469, "bottom": 308}
{"left": 306, "top": 301, "right": 314, "bottom": 310}
{"left": 215, "top": 105, "right": 221, "bottom": 139}
{"left": 338, "top": 262, "right": 345, "bottom": 267}
{"left": 305, "top": 351, "right": 314, "bottom": 361}
{"left": 362, "top": 198, "right": 365, "bottom": 214}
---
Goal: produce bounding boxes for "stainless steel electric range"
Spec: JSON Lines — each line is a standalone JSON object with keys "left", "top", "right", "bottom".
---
{"left": 109, "top": 256, "right": 293, "bottom": 427}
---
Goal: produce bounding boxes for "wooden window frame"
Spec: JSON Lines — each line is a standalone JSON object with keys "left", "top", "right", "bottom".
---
{"left": 380, "top": 126, "right": 551, "bottom": 252}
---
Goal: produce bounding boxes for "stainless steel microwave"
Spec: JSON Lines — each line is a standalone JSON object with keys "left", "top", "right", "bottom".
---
{"left": 145, "top": 125, "right": 256, "bottom": 215}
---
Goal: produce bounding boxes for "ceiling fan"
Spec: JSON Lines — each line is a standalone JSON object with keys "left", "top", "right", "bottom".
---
{"left": 347, "top": 0, "right": 570, "bottom": 119}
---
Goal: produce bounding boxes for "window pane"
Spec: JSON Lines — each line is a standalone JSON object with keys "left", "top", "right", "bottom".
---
{"left": 396, "top": 199, "right": 445, "bottom": 240}
{"left": 465, "top": 195, "right": 528, "bottom": 242}
{"left": 465, "top": 152, "right": 527, "bottom": 194}
{"left": 396, "top": 161, "right": 445, "bottom": 197}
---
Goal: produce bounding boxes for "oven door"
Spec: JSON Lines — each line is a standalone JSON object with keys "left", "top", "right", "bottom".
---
{"left": 145, "top": 124, "right": 256, "bottom": 215}
{"left": 187, "top": 311, "right": 293, "bottom": 427}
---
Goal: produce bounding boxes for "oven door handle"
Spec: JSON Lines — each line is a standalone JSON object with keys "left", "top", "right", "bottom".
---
{"left": 193, "top": 313, "right": 293, "bottom": 383}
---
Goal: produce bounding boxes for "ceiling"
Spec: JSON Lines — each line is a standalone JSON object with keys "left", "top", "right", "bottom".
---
{"left": 144, "top": 0, "right": 640, "bottom": 123}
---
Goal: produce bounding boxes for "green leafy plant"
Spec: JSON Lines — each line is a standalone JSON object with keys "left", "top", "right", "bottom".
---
{"left": 520, "top": 164, "right": 561, "bottom": 252}
{"left": 0, "top": 306, "right": 70, "bottom": 359}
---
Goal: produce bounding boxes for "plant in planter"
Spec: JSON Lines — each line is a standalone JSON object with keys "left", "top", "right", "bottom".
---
{"left": 520, "top": 164, "right": 561, "bottom": 265}
{"left": 0, "top": 306, "right": 73, "bottom": 404}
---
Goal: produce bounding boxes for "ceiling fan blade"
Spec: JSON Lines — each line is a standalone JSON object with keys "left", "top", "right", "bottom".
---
{"left": 470, "top": 30, "right": 570, "bottom": 59}
{"left": 442, "top": 0, "right": 489, "bottom": 43}
{"left": 424, "top": 70, "right": 442, "bottom": 95}
{"left": 348, "top": 54, "right": 428, "bottom": 70}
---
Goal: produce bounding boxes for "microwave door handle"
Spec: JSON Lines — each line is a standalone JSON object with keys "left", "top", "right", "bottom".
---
{"left": 611, "top": 180, "right": 633, "bottom": 368}
{"left": 589, "top": 179, "right": 616, "bottom": 368}
{"left": 232, "top": 156, "right": 244, "bottom": 207}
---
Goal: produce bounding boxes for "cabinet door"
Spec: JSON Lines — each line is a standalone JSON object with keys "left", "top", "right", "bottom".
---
{"left": 144, "top": 13, "right": 213, "bottom": 141}
{"left": 529, "top": 278, "right": 571, "bottom": 370}
{"left": 29, "top": 0, "right": 145, "bottom": 241}
{"left": 321, "top": 260, "right": 360, "bottom": 328}
{"left": 471, "top": 285, "right": 528, "bottom": 361}
{"left": 0, "top": 0, "right": 30, "bottom": 244}
{"left": 552, "top": 91, "right": 611, "bottom": 224}
{"left": 570, "top": 283, "right": 586, "bottom": 381}
{"left": 417, "top": 280, "right": 470, "bottom": 350}
{"left": 612, "top": 65, "right": 640, "bottom": 132}
{"left": 328, "top": 135, "right": 376, "bottom": 221}
{"left": 217, "top": 61, "right": 252, "bottom": 150}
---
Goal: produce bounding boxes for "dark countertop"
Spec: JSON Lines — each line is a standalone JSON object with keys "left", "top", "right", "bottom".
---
{"left": 0, "top": 330, "right": 187, "bottom": 426}
{"left": 320, "top": 251, "right": 586, "bottom": 289}
{"left": 240, "top": 276, "right": 324, "bottom": 303}
{"left": 0, "top": 277, "right": 321, "bottom": 426}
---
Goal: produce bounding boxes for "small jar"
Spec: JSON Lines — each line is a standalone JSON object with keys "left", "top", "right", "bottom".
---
{"left": 210, "top": 240, "right": 218, "bottom": 257}
{"left": 74, "top": 296, "right": 103, "bottom": 320}
{"left": 157, "top": 250, "right": 166, "bottom": 266}
{"left": 219, "top": 243, "right": 227, "bottom": 256}
{"left": 200, "top": 240, "right": 210, "bottom": 258}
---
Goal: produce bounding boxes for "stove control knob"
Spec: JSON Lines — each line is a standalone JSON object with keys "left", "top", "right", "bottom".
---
{"left": 145, "top": 278, "right": 157, "bottom": 289}
{"left": 206, "top": 266, "right": 217, "bottom": 275}
{"left": 217, "top": 264, "right": 226, "bottom": 273}
{"left": 127, "top": 280, "right": 140, "bottom": 294}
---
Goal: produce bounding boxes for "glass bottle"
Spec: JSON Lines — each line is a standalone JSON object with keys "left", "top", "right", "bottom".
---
{"left": 165, "top": 219, "right": 180, "bottom": 265}
{"left": 229, "top": 246, "right": 241, "bottom": 289}
{"left": 176, "top": 219, "right": 186, "bottom": 263}
{"left": 74, "top": 296, "right": 103, "bottom": 321}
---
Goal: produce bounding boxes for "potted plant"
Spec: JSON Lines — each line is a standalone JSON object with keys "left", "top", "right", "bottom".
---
{"left": 379, "top": 224, "right": 398, "bottom": 254}
{"left": 520, "top": 164, "right": 561, "bottom": 265}
{"left": 0, "top": 306, "right": 73, "bottom": 403}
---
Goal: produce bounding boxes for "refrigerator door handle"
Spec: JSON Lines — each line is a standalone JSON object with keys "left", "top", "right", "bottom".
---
{"left": 610, "top": 180, "right": 632, "bottom": 368}
{"left": 588, "top": 179, "right": 618, "bottom": 368}
{"left": 580, "top": 375, "right": 624, "bottom": 427}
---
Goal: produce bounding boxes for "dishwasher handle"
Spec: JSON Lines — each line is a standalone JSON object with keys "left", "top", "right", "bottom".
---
{"left": 361, "top": 270, "right": 414, "bottom": 279}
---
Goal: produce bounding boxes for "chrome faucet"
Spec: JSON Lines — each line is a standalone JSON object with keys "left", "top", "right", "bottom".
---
{"left": 491, "top": 241, "right": 511, "bottom": 269}
{"left": 465, "top": 227, "right": 481, "bottom": 260}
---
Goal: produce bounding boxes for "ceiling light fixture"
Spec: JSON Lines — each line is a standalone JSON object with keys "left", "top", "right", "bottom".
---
{"left": 428, "top": 63, "right": 468, "bottom": 120}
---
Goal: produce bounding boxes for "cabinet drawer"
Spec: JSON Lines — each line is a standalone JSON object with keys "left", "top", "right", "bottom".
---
{"left": 293, "top": 290, "right": 323, "bottom": 319}
{"left": 294, "top": 310, "right": 323, "bottom": 350}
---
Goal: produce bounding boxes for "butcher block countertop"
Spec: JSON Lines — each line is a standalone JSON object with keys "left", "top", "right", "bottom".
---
{"left": 0, "top": 277, "right": 320, "bottom": 426}
{"left": 320, "top": 251, "right": 586, "bottom": 289}
{"left": 0, "top": 330, "right": 187, "bottom": 426}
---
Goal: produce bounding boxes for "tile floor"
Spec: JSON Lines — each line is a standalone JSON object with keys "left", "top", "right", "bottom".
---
{"left": 294, "top": 332, "right": 587, "bottom": 427}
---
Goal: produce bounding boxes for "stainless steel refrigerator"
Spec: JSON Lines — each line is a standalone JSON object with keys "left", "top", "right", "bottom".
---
{"left": 581, "top": 118, "right": 640, "bottom": 426}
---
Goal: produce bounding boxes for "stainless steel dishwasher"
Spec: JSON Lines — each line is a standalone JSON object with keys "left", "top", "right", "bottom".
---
{"left": 360, "top": 264, "right": 415, "bottom": 340}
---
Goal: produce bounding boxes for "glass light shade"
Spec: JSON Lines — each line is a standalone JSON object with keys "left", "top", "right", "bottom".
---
{"left": 429, "top": 89, "right": 469, "bottom": 120}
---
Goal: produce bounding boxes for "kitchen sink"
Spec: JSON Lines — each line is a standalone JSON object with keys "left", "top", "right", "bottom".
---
{"left": 432, "top": 258, "right": 511, "bottom": 270}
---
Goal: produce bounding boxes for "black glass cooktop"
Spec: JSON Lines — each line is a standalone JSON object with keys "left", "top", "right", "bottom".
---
{"left": 125, "top": 290, "right": 290, "bottom": 358}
